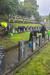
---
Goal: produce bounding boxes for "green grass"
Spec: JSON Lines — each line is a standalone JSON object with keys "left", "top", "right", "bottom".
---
{"left": 0, "top": 32, "right": 30, "bottom": 49}
{"left": 0, "top": 30, "right": 49, "bottom": 50}
{"left": 15, "top": 42, "right": 50, "bottom": 75}
{"left": 9, "top": 23, "right": 41, "bottom": 28}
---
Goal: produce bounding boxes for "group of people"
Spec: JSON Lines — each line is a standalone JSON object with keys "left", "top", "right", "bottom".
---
{"left": 0, "top": 22, "right": 48, "bottom": 41}
{"left": 29, "top": 24, "right": 48, "bottom": 41}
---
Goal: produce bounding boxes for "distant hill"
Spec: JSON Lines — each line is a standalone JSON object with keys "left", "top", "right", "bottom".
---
{"left": 41, "top": 16, "right": 47, "bottom": 18}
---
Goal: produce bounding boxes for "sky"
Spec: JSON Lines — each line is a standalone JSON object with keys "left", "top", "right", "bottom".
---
{"left": 20, "top": 0, "right": 50, "bottom": 16}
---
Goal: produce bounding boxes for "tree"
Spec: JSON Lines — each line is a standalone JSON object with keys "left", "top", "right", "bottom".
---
{"left": 49, "top": 13, "right": 50, "bottom": 21}
{"left": 0, "top": 0, "right": 19, "bottom": 15}
{"left": 18, "top": 2, "right": 26, "bottom": 17}
{"left": 33, "top": 11, "right": 40, "bottom": 21}
{"left": 24, "top": 0, "right": 39, "bottom": 18}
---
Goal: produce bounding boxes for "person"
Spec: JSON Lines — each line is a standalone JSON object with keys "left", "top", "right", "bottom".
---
{"left": 18, "top": 26, "right": 25, "bottom": 32}
{"left": 29, "top": 30, "right": 40, "bottom": 41}
{"left": 40, "top": 24, "right": 48, "bottom": 38}
{"left": 0, "top": 22, "right": 10, "bottom": 36}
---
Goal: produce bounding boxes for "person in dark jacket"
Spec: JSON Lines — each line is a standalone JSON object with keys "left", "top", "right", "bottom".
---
{"left": 18, "top": 26, "right": 25, "bottom": 32}
{"left": 40, "top": 24, "right": 48, "bottom": 38}
{"left": 29, "top": 30, "right": 40, "bottom": 41}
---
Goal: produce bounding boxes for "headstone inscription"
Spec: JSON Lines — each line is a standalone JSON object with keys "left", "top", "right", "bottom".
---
{"left": 0, "top": 46, "right": 5, "bottom": 75}
{"left": 19, "top": 40, "right": 25, "bottom": 61}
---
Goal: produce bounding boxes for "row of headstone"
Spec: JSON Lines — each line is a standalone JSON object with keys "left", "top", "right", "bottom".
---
{"left": 12, "top": 26, "right": 41, "bottom": 33}
{"left": 8, "top": 14, "right": 27, "bottom": 23}
{"left": 0, "top": 34, "right": 50, "bottom": 74}
{"left": 19, "top": 34, "right": 50, "bottom": 60}
{"left": 18, "top": 26, "right": 41, "bottom": 33}
{"left": 8, "top": 18, "right": 27, "bottom": 23}
{"left": 8, "top": 14, "right": 35, "bottom": 23}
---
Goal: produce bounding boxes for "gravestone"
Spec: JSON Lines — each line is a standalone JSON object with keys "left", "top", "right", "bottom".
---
{"left": 17, "top": 16, "right": 18, "bottom": 22}
{"left": 35, "top": 27, "right": 37, "bottom": 30}
{"left": 15, "top": 15, "right": 17, "bottom": 18}
{"left": 37, "top": 27, "right": 38, "bottom": 30}
{"left": 32, "top": 36, "right": 36, "bottom": 51}
{"left": 19, "top": 40, "right": 25, "bottom": 61}
{"left": 23, "top": 28, "right": 25, "bottom": 32}
{"left": 12, "top": 27, "right": 15, "bottom": 33}
{"left": 44, "top": 33, "right": 47, "bottom": 42}
{"left": 39, "top": 35, "right": 42, "bottom": 47}
{"left": 18, "top": 29, "right": 21, "bottom": 33}
{"left": 30, "top": 26, "right": 32, "bottom": 31}
{"left": 48, "top": 35, "right": 50, "bottom": 40}
{"left": 8, "top": 18, "right": 11, "bottom": 22}
{"left": 0, "top": 46, "right": 5, "bottom": 75}
{"left": 26, "top": 26, "right": 29, "bottom": 31}
{"left": 13, "top": 16, "right": 15, "bottom": 22}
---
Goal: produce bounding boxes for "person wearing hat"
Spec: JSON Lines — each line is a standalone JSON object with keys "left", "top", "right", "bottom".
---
{"left": 40, "top": 24, "right": 48, "bottom": 38}
{"left": 0, "top": 22, "right": 10, "bottom": 36}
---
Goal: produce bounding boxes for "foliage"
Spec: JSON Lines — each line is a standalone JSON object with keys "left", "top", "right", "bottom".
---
{"left": 0, "top": 0, "right": 19, "bottom": 15}
{"left": 18, "top": 2, "right": 26, "bottom": 17}
{"left": 49, "top": 13, "right": 50, "bottom": 21}
{"left": 24, "top": 0, "right": 39, "bottom": 18}
{"left": 33, "top": 11, "right": 41, "bottom": 22}
{"left": 42, "top": 14, "right": 50, "bottom": 22}
{"left": 15, "top": 42, "right": 50, "bottom": 75}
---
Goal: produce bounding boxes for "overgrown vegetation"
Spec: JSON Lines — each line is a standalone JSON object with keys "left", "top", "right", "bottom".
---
{"left": 42, "top": 13, "right": 50, "bottom": 22}
{"left": 15, "top": 42, "right": 50, "bottom": 75}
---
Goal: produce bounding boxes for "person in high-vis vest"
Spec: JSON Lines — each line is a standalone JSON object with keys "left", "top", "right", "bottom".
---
{"left": 0, "top": 22, "right": 10, "bottom": 36}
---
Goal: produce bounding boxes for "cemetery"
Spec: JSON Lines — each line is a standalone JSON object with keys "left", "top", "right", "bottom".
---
{"left": 0, "top": 18, "right": 50, "bottom": 75}
{"left": 0, "top": 0, "right": 50, "bottom": 75}
{"left": 0, "top": 19, "right": 50, "bottom": 75}
{"left": 0, "top": 25, "right": 50, "bottom": 75}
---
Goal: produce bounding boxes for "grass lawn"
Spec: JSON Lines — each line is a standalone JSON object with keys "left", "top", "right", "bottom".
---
{"left": 9, "top": 23, "right": 41, "bottom": 28}
{"left": 15, "top": 42, "right": 50, "bottom": 75}
{"left": 0, "top": 32, "right": 30, "bottom": 49}
{"left": 0, "top": 29, "right": 50, "bottom": 50}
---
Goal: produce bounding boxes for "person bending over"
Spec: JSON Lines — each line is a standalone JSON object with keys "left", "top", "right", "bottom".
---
{"left": 18, "top": 26, "right": 25, "bottom": 32}
{"left": 0, "top": 22, "right": 10, "bottom": 36}
{"left": 29, "top": 30, "right": 40, "bottom": 41}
